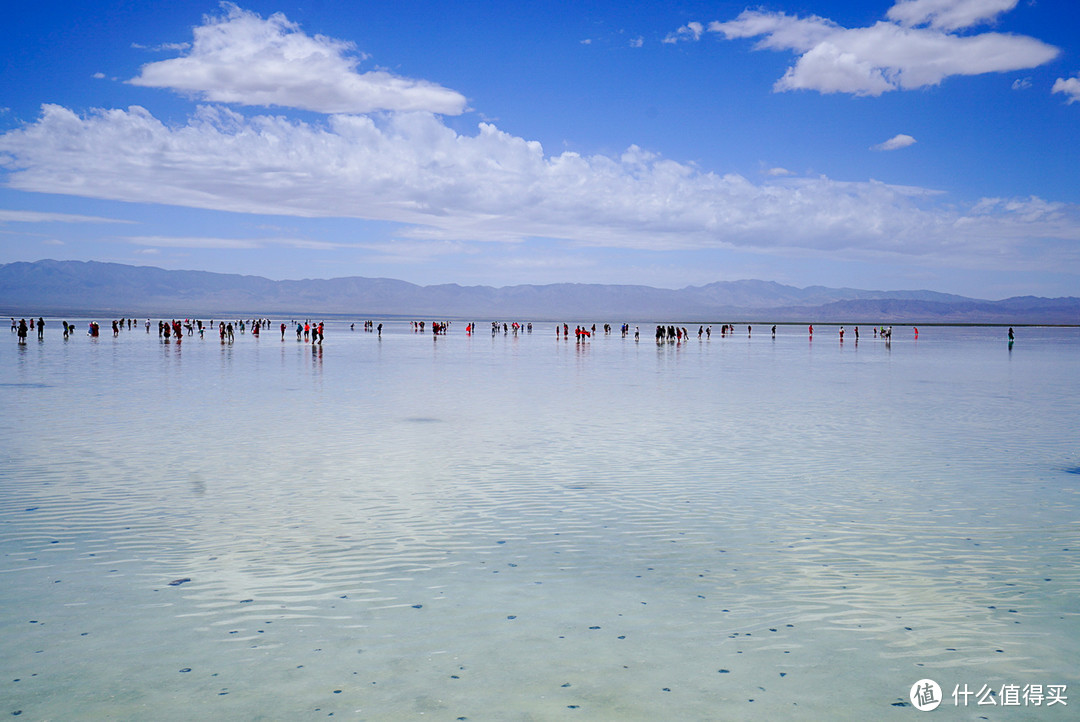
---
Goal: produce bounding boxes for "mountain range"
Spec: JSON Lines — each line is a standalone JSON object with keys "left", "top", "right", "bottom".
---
{"left": 1, "top": 259, "right": 1077, "bottom": 324}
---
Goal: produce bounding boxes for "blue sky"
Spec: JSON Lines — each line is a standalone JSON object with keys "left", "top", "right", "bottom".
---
{"left": 1, "top": 0, "right": 1078, "bottom": 298}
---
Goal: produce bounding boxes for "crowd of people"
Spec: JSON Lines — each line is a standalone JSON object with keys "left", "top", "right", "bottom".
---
{"left": 11, "top": 317, "right": 1019, "bottom": 348}
{"left": 10, "top": 316, "right": 330, "bottom": 344}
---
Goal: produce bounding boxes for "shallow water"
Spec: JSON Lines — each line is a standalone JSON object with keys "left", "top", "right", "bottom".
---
{"left": 2, "top": 321, "right": 1078, "bottom": 720}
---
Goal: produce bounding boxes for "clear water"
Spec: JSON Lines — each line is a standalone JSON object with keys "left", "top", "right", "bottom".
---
{"left": 2, "top": 321, "right": 1078, "bottom": 720}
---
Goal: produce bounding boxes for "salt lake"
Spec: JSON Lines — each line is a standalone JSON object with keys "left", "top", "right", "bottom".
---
{"left": 2, "top": 320, "right": 1078, "bottom": 720}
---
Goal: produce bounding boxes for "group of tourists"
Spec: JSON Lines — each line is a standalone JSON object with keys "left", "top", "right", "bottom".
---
{"left": 12, "top": 317, "right": 44, "bottom": 343}
{"left": 11, "top": 316, "right": 328, "bottom": 345}
{"left": 656, "top": 325, "right": 691, "bottom": 343}
{"left": 351, "top": 321, "right": 382, "bottom": 335}
{"left": 11, "top": 317, "right": 1021, "bottom": 348}
{"left": 293, "top": 321, "right": 324, "bottom": 343}
{"left": 556, "top": 323, "right": 622, "bottom": 341}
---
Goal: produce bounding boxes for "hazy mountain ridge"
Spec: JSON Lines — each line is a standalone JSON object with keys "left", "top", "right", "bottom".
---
{"left": 1, "top": 260, "right": 1077, "bottom": 323}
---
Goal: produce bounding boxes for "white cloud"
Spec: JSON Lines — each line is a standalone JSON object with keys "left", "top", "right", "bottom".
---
{"left": 630, "top": 36, "right": 644, "bottom": 48}
{"left": 886, "top": 0, "right": 1019, "bottom": 32}
{"left": 126, "top": 235, "right": 261, "bottom": 249}
{"left": 128, "top": 4, "right": 466, "bottom": 115}
{"left": 775, "top": 38, "right": 894, "bottom": 96}
{"left": 1011, "top": 76, "right": 1032, "bottom": 90}
{"left": 1, "top": 103, "right": 1077, "bottom": 272}
{"left": 702, "top": 5, "right": 1057, "bottom": 96}
{"left": 124, "top": 234, "right": 347, "bottom": 250}
{"left": 663, "top": 22, "right": 704, "bottom": 44}
{"left": 708, "top": 12, "right": 837, "bottom": 52}
{"left": 132, "top": 41, "right": 192, "bottom": 52}
{"left": 0, "top": 209, "right": 133, "bottom": 224}
{"left": 872, "top": 133, "right": 917, "bottom": 151}
{"left": 1052, "top": 75, "right": 1080, "bottom": 104}
{"left": 766, "top": 167, "right": 794, "bottom": 176}
{"left": 354, "top": 239, "right": 477, "bottom": 264}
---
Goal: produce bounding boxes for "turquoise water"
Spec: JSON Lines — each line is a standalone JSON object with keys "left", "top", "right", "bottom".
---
{"left": 2, "top": 321, "right": 1078, "bottom": 720}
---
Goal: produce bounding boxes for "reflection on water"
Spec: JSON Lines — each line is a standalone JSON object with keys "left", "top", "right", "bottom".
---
{"left": 1, "top": 322, "right": 1078, "bottom": 720}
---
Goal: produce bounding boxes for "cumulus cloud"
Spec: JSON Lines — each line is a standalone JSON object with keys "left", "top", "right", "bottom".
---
{"left": 1, "top": 103, "right": 1077, "bottom": 271}
{"left": 663, "top": 22, "right": 704, "bottom": 44}
{"left": 885, "top": 0, "right": 1019, "bottom": 32}
{"left": 1052, "top": 75, "right": 1080, "bottom": 104}
{"left": 699, "top": 2, "right": 1057, "bottom": 96}
{"left": 872, "top": 133, "right": 917, "bottom": 151}
{"left": 128, "top": 3, "right": 466, "bottom": 115}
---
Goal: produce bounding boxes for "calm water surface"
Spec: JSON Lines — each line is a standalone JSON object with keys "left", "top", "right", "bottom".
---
{"left": 1, "top": 321, "right": 1078, "bottom": 720}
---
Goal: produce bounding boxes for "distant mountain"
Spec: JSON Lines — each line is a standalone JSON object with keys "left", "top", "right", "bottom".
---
{"left": 1, "top": 259, "right": 1077, "bottom": 324}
